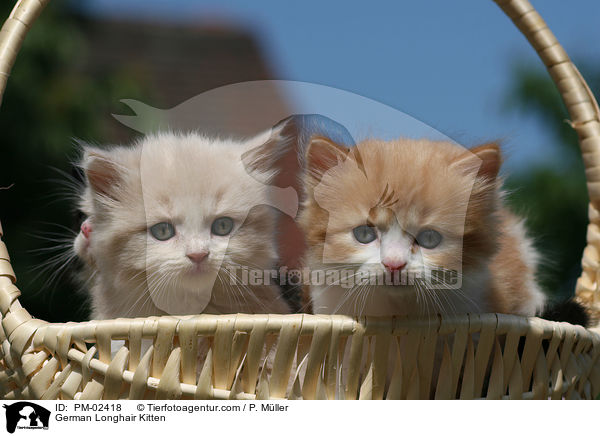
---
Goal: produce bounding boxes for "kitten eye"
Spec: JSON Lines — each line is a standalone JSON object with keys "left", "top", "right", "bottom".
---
{"left": 211, "top": 217, "right": 234, "bottom": 236}
{"left": 415, "top": 229, "right": 442, "bottom": 249}
{"left": 150, "top": 222, "right": 176, "bottom": 241}
{"left": 353, "top": 225, "right": 377, "bottom": 244}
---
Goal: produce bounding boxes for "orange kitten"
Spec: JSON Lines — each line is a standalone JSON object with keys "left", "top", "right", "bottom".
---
{"left": 298, "top": 136, "right": 546, "bottom": 317}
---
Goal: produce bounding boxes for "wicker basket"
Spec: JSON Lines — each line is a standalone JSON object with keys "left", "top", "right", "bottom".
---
{"left": 1, "top": 0, "right": 600, "bottom": 400}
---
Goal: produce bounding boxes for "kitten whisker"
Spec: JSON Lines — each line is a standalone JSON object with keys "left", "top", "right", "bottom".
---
{"left": 218, "top": 264, "right": 272, "bottom": 313}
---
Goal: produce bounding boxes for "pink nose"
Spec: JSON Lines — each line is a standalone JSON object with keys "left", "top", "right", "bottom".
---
{"left": 187, "top": 252, "right": 208, "bottom": 264}
{"left": 81, "top": 220, "right": 92, "bottom": 239}
{"left": 383, "top": 260, "right": 406, "bottom": 272}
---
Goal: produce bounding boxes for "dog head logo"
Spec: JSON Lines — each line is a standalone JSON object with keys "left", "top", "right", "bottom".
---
{"left": 3, "top": 402, "right": 50, "bottom": 433}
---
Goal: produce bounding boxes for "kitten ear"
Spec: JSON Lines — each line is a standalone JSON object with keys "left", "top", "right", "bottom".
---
{"left": 471, "top": 143, "right": 502, "bottom": 179}
{"left": 451, "top": 142, "right": 501, "bottom": 180}
{"left": 83, "top": 148, "right": 122, "bottom": 200}
{"left": 241, "top": 116, "right": 298, "bottom": 177}
{"left": 305, "top": 136, "right": 351, "bottom": 182}
{"left": 242, "top": 114, "right": 355, "bottom": 182}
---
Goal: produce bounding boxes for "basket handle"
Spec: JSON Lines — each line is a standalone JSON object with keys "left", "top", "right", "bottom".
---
{"left": 493, "top": 0, "right": 600, "bottom": 325}
{"left": 0, "top": 0, "right": 49, "bottom": 327}
{"left": 0, "top": 0, "right": 47, "bottom": 105}
{"left": 0, "top": 0, "right": 599, "bottom": 324}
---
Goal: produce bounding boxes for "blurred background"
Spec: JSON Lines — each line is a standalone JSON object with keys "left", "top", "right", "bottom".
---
{"left": 0, "top": 0, "right": 599, "bottom": 322}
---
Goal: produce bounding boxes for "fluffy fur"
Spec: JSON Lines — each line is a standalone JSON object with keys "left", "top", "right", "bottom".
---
{"left": 74, "top": 131, "right": 290, "bottom": 319}
{"left": 298, "top": 137, "right": 546, "bottom": 317}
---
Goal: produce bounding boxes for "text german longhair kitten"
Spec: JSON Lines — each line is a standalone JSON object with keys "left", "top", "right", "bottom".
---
{"left": 74, "top": 130, "right": 292, "bottom": 319}
{"left": 297, "top": 134, "right": 546, "bottom": 318}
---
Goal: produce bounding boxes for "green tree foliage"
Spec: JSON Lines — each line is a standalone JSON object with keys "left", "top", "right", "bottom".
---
{"left": 504, "top": 63, "right": 600, "bottom": 300}
{"left": 0, "top": 1, "right": 147, "bottom": 321}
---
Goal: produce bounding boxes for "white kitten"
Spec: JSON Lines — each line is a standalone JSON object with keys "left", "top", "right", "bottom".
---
{"left": 74, "top": 130, "right": 293, "bottom": 319}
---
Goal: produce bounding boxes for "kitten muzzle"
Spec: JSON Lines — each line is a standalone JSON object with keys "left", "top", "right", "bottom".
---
{"left": 382, "top": 259, "right": 407, "bottom": 272}
{"left": 187, "top": 251, "right": 209, "bottom": 264}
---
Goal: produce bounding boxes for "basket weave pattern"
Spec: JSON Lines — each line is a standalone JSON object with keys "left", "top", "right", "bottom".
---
{"left": 1, "top": 0, "right": 599, "bottom": 400}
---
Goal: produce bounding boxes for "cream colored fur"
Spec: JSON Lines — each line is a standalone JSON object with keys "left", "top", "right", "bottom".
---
{"left": 75, "top": 131, "right": 290, "bottom": 319}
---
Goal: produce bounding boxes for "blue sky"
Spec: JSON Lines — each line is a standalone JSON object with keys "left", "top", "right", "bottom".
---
{"left": 78, "top": 0, "right": 600, "bottom": 171}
